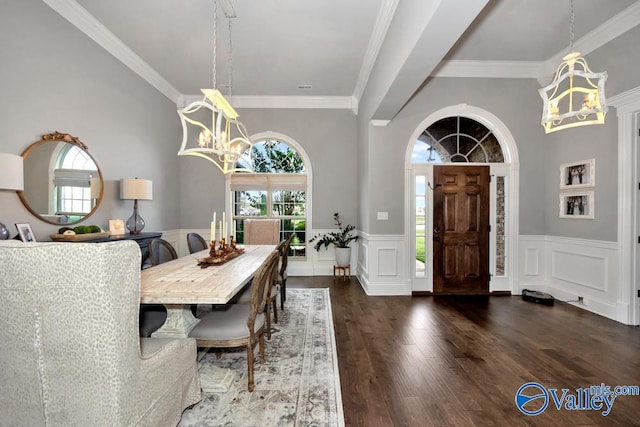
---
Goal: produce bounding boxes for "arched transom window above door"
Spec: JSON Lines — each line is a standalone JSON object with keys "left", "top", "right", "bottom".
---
{"left": 412, "top": 116, "right": 504, "bottom": 164}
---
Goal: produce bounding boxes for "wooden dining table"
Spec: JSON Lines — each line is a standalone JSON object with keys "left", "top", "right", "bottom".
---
{"left": 140, "top": 245, "right": 276, "bottom": 338}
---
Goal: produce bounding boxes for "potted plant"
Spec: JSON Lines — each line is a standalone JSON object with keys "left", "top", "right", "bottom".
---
{"left": 309, "top": 213, "right": 358, "bottom": 267}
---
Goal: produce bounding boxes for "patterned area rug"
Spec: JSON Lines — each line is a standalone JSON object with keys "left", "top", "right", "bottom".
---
{"left": 179, "top": 288, "right": 344, "bottom": 427}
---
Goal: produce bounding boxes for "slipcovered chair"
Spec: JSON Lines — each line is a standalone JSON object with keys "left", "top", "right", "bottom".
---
{"left": 275, "top": 233, "right": 295, "bottom": 310}
{"left": 0, "top": 240, "right": 201, "bottom": 426}
{"left": 243, "top": 218, "right": 280, "bottom": 245}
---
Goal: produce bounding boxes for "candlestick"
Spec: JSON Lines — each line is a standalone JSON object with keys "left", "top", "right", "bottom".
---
{"left": 222, "top": 211, "right": 226, "bottom": 240}
{"left": 212, "top": 211, "right": 217, "bottom": 242}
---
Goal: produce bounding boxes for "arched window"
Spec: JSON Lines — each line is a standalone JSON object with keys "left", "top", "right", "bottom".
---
{"left": 230, "top": 139, "right": 308, "bottom": 258}
{"left": 412, "top": 116, "right": 504, "bottom": 164}
{"left": 53, "top": 144, "right": 98, "bottom": 219}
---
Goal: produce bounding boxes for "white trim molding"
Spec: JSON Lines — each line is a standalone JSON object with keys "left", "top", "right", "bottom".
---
{"left": 519, "top": 235, "right": 624, "bottom": 323}
{"left": 609, "top": 85, "right": 640, "bottom": 326}
{"left": 42, "top": 0, "right": 181, "bottom": 103}
{"left": 352, "top": 0, "right": 399, "bottom": 104}
{"left": 178, "top": 95, "right": 358, "bottom": 113}
{"left": 433, "top": 60, "right": 542, "bottom": 79}
{"left": 357, "top": 232, "right": 411, "bottom": 296}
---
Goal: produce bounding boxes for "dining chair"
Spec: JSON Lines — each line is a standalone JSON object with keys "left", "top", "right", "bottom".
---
{"left": 187, "top": 232, "right": 208, "bottom": 254}
{"left": 188, "top": 250, "right": 280, "bottom": 392}
{"left": 275, "top": 233, "right": 295, "bottom": 310}
{"left": 149, "top": 238, "right": 178, "bottom": 266}
{"left": 244, "top": 219, "right": 280, "bottom": 245}
{"left": 140, "top": 238, "right": 179, "bottom": 337}
{"left": 0, "top": 240, "right": 201, "bottom": 425}
{"left": 186, "top": 232, "right": 218, "bottom": 315}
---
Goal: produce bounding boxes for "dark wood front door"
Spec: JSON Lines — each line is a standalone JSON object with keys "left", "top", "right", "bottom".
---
{"left": 433, "top": 165, "right": 490, "bottom": 294}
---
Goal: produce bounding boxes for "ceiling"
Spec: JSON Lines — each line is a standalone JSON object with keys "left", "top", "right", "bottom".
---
{"left": 50, "top": 0, "right": 639, "bottom": 114}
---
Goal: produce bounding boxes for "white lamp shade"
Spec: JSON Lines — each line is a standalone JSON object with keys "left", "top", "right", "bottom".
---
{"left": 120, "top": 178, "right": 152, "bottom": 200}
{"left": 0, "top": 153, "right": 24, "bottom": 191}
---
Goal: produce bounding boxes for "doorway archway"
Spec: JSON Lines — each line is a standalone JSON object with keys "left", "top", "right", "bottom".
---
{"left": 404, "top": 104, "right": 520, "bottom": 293}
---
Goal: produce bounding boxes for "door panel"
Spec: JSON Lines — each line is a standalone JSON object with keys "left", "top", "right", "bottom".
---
{"left": 433, "top": 165, "right": 489, "bottom": 294}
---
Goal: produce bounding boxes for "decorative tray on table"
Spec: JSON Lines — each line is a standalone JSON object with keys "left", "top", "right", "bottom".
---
{"left": 50, "top": 232, "right": 111, "bottom": 242}
{"left": 197, "top": 237, "right": 244, "bottom": 268}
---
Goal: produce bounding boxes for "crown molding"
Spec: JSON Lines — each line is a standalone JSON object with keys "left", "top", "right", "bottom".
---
{"left": 179, "top": 94, "right": 358, "bottom": 112}
{"left": 433, "top": 60, "right": 542, "bottom": 79}
{"left": 42, "top": 0, "right": 181, "bottom": 103}
{"left": 352, "top": 0, "right": 399, "bottom": 104}
{"left": 540, "top": 1, "right": 640, "bottom": 82}
{"left": 609, "top": 86, "right": 640, "bottom": 114}
{"left": 370, "top": 120, "right": 390, "bottom": 127}
{"left": 42, "top": 0, "right": 640, "bottom": 110}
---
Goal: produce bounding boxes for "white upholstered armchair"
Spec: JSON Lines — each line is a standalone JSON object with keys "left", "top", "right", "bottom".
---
{"left": 0, "top": 240, "right": 201, "bottom": 426}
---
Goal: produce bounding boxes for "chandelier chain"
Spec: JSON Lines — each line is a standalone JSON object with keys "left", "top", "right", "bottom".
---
{"left": 569, "top": 0, "right": 575, "bottom": 52}
{"left": 228, "top": 18, "right": 233, "bottom": 97}
{"left": 212, "top": 0, "right": 217, "bottom": 89}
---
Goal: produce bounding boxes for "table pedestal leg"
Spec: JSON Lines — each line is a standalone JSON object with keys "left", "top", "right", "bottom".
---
{"left": 151, "top": 304, "right": 199, "bottom": 338}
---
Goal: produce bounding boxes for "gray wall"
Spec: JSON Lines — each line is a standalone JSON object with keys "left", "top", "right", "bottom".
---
{"left": 0, "top": 0, "right": 181, "bottom": 240}
{"left": 354, "top": 22, "right": 640, "bottom": 242}
{"left": 361, "top": 77, "right": 549, "bottom": 236}
{"left": 227, "top": 108, "right": 359, "bottom": 230}
{"left": 2, "top": 0, "right": 637, "bottom": 245}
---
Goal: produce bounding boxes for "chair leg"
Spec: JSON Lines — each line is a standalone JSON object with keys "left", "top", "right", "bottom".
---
{"left": 265, "top": 305, "right": 272, "bottom": 340}
{"left": 280, "top": 280, "right": 286, "bottom": 310}
{"left": 272, "top": 298, "right": 278, "bottom": 324}
{"left": 246, "top": 343, "right": 255, "bottom": 392}
{"left": 259, "top": 332, "right": 265, "bottom": 364}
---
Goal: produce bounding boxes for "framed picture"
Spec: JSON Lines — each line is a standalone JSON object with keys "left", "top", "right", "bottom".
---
{"left": 560, "top": 158, "right": 595, "bottom": 189}
{"left": 559, "top": 191, "right": 594, "bottom": 219}
{"left": 15, "top": 223, "right": 36, "bottom": 242}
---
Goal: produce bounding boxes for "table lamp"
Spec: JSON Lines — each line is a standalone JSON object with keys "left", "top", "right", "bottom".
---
{"left": 0, "top": 153, "right": 24, "bottom": 240}
{"left": 120, "top": 178, "right": 153, "bottom": 235}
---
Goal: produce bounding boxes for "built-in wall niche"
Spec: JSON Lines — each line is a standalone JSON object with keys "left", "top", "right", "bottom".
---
{"left": 18, "top": 132, "right": 104, "bottom": 225}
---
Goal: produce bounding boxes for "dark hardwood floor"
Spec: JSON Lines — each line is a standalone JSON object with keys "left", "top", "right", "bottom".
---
{"left": 288, "top": 276, "right": 640, "bottom": 426}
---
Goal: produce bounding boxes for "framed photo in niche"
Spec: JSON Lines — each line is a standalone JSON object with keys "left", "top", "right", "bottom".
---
{"left": 560, "top": 158, "right": 595, "bottom": 189}
{"left": 559, "top": 191, "right": 594, "bottom": 219}
{"left": 15, "top": 223, "right": 36, "bottom": 242}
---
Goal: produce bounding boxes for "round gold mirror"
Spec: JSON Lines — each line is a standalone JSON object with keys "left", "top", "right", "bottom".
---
{"left": 18, "top": 132, "right": 104, "bottom": 225}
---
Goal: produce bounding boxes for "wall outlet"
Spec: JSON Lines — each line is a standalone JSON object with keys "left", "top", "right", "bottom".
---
{"left": 578, "top": 296, "right": 584, "bottom": 303}
{"left": 377, "top": 211, "right": 389, "bottom": 220}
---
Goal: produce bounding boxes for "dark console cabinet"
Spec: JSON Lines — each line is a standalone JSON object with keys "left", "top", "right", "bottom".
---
{"left": 67, "top": 232, "right": 162, "bottom": 269}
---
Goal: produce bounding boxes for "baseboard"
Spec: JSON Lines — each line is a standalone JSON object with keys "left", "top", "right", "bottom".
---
{"left": 519, "top": 282, "right": 617, "bottom": 321}
{"left": 490, "top": 291, "right": 512, "bottom": 296}
{"left": 412, "top": 291, "right": 433, "bottom": 296}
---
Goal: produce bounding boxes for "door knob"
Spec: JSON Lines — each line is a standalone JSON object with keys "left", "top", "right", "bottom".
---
{"left": 434, "top": 226, "right": 441, "bottom": 233}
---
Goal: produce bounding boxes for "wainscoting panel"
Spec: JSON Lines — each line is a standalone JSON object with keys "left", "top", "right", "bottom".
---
{"left": 519, "top": 235, "right": 619, "bottom": 322}
{"left": 551, "top": 250, "right": 608, "bottom": 291}
{"left": 357, "top": 233, "right": 410, "bottom": 296}
{"left": 377, "top": 248, "right": 397, "bottom": 276}
{"left": 524, "top": 248, "right": 540, "bottom": 276}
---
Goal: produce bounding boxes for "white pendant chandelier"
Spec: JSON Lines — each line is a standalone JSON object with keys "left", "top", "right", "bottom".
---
{"left": 177, "top": 0, "right": 253, "bottom": 173}
{"left": 538, "top": 0, "right": 608, "bottom": 134}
